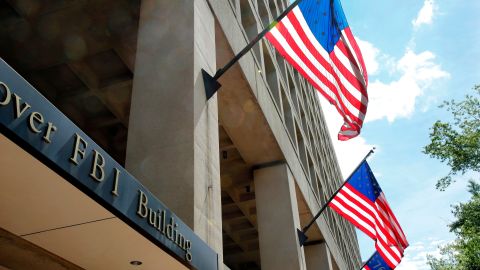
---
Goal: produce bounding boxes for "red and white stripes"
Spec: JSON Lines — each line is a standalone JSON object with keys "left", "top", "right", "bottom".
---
{"left": 265, "top": 6, "right": 368, "bottom": 140}
{"left": 329, "top": 184, "right": 409, "bottom": 268}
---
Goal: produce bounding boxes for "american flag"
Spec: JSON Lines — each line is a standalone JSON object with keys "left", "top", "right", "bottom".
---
{"left": 265, "top": 0, "right": 368, "bottom": 140}
{"left": 363, "top": 251, "right": 393, "bottom": 270}
{"left": 328, "top": 161, "right": 408, "bottom": 268}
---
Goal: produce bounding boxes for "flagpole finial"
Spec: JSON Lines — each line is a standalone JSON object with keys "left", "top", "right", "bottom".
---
{"left": 366, "top": 147, "right": 375, "bottom": 159}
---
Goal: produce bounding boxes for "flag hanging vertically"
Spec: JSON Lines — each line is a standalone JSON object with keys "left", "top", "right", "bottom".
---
{"left": 265, "top": 0, "right": 368, "bottom": 140}
{"left": 328, "top": 161, "right": 409, "bottom": 268}
{"left": 362, "top": 251, "right": 393, "bottom": 270}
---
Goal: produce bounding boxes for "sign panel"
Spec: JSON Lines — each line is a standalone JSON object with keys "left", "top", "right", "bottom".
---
{"left": 0, "top": 59, "right": 218, "bottom": 270}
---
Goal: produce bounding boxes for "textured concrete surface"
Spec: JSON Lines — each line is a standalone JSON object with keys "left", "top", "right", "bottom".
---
{"left": 254, "top": 164, "right": 306, "bottom": 270}
{"left": 305, "top": 242, "right": 333, "bottom": 270}
{"left": 125, "top": 0, "right": 222, "bottom": 260}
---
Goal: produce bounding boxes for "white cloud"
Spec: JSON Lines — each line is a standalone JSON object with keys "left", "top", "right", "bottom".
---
{"left": 345, "top": 38, "right": 450, "bottom": 123}
{"left": 396, "top": 239, "right": 450, "bottom": 270}
{"left": 317, "top": 40, "right": 448, "bottom": 175}
{"left": 412, "top": 0, "right": 436, "bottom": 29}
{"left": 356, "top": 38, "right": 380, "bottom": 75}
{"left": 326, "top": 36, "right": 449, "bottom": 126}
{"left": 356, "top": 37, "right": 396, "bottom": 77}
{"left": 367, "top": 49, "right": 449, "bottom": 123}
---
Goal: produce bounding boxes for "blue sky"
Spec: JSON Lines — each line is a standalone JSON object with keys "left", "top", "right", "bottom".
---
{"left": 318, "top": 1, "right": 480, "bottom": 269}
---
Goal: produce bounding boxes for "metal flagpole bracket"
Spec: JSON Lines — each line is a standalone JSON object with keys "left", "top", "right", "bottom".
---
{"left": 201, "top": 0, "right": 303, "bottom": 101}
{"left": 202, "top": 69, "right": 221, "bottom": 100}
{"left": 297, "top": 228, "right": 308, "bottom": 247}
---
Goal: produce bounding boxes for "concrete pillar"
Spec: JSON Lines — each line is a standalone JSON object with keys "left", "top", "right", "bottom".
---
{"left": 125, "top": 0, "right": 222, "bottom": 258}
{"left": 254, "top": 164, "right": 306, "bottom": 270}
{"left": 305, "top": 242, "right": 334, "bottom": 270}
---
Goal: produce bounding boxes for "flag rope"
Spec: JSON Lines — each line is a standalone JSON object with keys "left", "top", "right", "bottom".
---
{"left": 297, "top": 147, "right": 375, "bottom": 246}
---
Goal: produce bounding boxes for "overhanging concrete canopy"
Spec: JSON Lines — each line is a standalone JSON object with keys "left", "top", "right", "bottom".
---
{"left": 0, "top": 133, "right": 188, "bottom": 270}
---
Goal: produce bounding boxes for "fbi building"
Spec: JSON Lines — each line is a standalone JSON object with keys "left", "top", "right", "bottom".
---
{"left": 0, "top": 0, "right": 361, "bottom": 269}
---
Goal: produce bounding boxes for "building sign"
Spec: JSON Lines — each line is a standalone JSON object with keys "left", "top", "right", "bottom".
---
{"left": 0, "top": 59, "right": 218, "bottom": 270}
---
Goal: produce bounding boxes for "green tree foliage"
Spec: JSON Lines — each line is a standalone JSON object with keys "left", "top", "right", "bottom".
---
{"left": 423, "top": 85, "right": 480, "bottom": 190}
{"left": 427, "top": 180, "right": 480, "bottom": 270}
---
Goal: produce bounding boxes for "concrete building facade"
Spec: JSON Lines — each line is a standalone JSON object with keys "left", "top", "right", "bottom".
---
{"left": 0, "top": 0, "right": 361, "bottom": 269}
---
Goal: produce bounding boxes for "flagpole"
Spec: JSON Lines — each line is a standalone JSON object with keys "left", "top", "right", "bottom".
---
{"left": 358, "top": 252, "right": 376, "bottom": 270}
{"left": 297, "top": 148, "right": 375, "bottom": 246}
{"left": 202, "top": 0, "right": 304, "bottom": 99}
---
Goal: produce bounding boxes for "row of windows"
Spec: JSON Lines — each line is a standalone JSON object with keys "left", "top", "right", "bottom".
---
{"left": 228, "top": 0, "right": 362, "bottom": 268}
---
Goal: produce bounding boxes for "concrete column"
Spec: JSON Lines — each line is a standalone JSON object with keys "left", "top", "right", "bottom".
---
{"left": 305, "top": 242, "right": 333, "bottom": 270}
{"left": 254, "top": 164, "right": 306, "bottom": 270}
{"left": 125, "top": 0, "right": 222, "bottom": 258}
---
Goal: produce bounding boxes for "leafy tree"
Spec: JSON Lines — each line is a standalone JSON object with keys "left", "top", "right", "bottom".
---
{"left": 427, "top": 180, "right": 480, "bottom": 270}
{"left": 423, "top": 85, "right": 480, "bottom": 190}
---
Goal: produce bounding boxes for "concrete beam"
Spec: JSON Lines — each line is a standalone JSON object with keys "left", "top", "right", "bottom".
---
{"left": 254, "top": 164, "right": 306, "bottom": 270}
{"left": 305, "top": 242, "right": 333, "bottom": 270}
